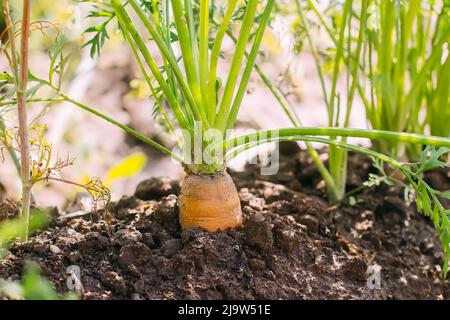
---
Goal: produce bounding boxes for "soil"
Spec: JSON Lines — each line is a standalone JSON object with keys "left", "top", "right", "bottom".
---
{"left": 0, "top": 146, "right": 449, "bottom": 300}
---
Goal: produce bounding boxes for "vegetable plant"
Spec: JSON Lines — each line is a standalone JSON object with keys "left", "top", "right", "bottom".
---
{"left": 78, "top": 0, "right": 445, "bottom": 230}
{"left": 81, "top": 0, "right": 279, "bottom": 232}
{"left": 364, "top": 0, "right": 450, "bottom": 158}
{"left": 3, "top": 0, "right": 450, "bottom": 274}
{"left": 274, "top": 0, "right": 450, "bottom": 202}
{"left": 297, "top": 0, "right": 450, "bottom": 159}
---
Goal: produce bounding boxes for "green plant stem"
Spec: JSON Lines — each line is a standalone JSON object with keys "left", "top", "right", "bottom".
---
{"left": 295, "top": 1, "right": 329, "bottom": 107}
{"left": 126, "top": 0, "right": 208, "bottom": 128}
{"left": 327, "top": 0, "right": 352, "bottom": 200}
{"left": 208, "top": 0, "right": 238, "bottom": 122}
{"left": 293, "top": 1, "right": 342, "bottom": 199}
{"left": 61, "top": 95, "right": 181, "bottom": 161}
{"left": 299, "top": 0, "right": 353, "bottom": 200}
{"left": 428, "top": 54, "right": 450, "bottom": 137}
{"left": 224, "top": 128, "right": 450, "bottom": 151}
{"left": 306, "top": 0, "right": 337, "bottom": 43}
{"left": 215, "top": 0, "right": 259, "bottom": 131}
{"left": 224, "top": 30, "right": 339, "bottom": 199}
{"left": 0, "top": 98, "right": 65, "bottom": 107}
{"left": 117, "top": 12, "right": 176, "bottom": 136}
{"left": 171, "top": 0, "right": 203, "bottom": 108}
{"left": 199, "top": 0, "right": 210, "bottom": 111}
{"left": 328, "top": 0, "right": 351, "bottom": 127}
{"left": 344, "top": 0, "right": 369, "bottom": 127}
{"left": 304, "top": 0, "right": 372, "bottom": 111}
{"left": 226, "top": 136, "right": 408, "bottom": 179}
{"left": 400, "top": 32, "right": 448, "bottom": 131}
{"left": 42, "top": 81, "right": 182, "bottom": 162}
{"left": 225, "top": 0, "right": 275, "bottom": 131}
{"left": 184, "top": 0, "right": 199, "bottom": 76}
{"left": 111, "top": 0, "right": 191, "bottom": 131}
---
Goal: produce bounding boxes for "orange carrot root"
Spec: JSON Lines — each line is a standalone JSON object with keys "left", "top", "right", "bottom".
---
{"left": 179, "top": 171, "right": 242, "bottom": 232}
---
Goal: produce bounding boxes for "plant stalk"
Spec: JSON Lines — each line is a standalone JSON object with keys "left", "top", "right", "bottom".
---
{"left": 17, "top": 0, "right": 32, "bottom": 240}
{"left": 224, "top": 128, "right": 450, "bottom": 151}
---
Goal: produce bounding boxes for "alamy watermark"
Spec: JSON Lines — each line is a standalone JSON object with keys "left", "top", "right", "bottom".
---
{"left": 366, "top": 264, "right": 382, "bottom": 290}
{"left": 67, "top": 265, "right": 83, "bottom": 294}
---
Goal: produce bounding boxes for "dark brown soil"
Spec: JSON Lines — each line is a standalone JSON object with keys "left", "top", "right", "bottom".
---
{"left": 0, "top": 146, "right": 449, "bottom": 300}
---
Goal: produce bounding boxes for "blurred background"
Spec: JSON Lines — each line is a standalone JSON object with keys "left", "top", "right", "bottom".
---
{"left": 0, "top": 0, "right": 367, "bottom": 209}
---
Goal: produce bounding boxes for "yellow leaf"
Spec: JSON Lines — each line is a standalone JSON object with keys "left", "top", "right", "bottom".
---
{"left": 105, "top": 152, "right": 147, "bottom": 185}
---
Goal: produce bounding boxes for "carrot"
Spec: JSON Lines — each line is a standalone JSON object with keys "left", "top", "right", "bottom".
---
{"left": 179, "top": 171, "right": 242, "bottom": 232}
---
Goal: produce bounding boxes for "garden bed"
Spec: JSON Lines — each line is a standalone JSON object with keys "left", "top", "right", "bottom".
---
{"left": 0, "top": 147, "right": 449, "bottom": 300}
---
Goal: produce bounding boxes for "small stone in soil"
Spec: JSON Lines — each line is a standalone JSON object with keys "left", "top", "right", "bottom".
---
{"left": 49, "top": 245, "right": 62, "bottom": 254}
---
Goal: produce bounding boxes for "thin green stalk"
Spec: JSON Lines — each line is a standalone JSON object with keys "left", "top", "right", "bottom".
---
{"left": 224, "top": 128, "right": 450, "bottom": 151}
{"left": 296, "top": 1, "right": 329, "bottom": 107}
{"left": 199, "top": 0, "right": 210, "bottom": 111}
{"left": 306, "top": 0, "right": 337, "bottom": 44}
{"left": 227, "top": 136, "right": 404, "bottom": 173}
{"left": 393, "top": 0, "right": 419, "bottom": 121}
{"left": 225, "top": 29, "right": 339, "bottom": 200}
{"left": 327, "top": 0, "right": 352, "bottom": 200}
{"left": 330, "top": 0, "right": 369, "bottom": 200}
{"left": 344, "top": 0, "right": 369, "bottom": 127}
{"left": 378, "top": 0, "right": 395, "bottom": 130}
{"left": 208, "top": 0, "right": 238, "bottom": 122}
{"left": 0, "top": 98, "right": 66, "bottom": 107}
{"left": 215, "top": 0, "right": 259, "bottom": 131}
{"left": 120, "top": 15, "right": 176, "bottom": 136}
{"left": 185, "top": 0, "right": 200, "bottom": 75}
{"left": 127, "top": 0, "right": 210, "bottom": 128}
{"left": 152, "top": 0, "right": 160, "bottom": 27}
{"left": 304, "top": 0, "right": 372, "bottom": 111}
{"left": 226, "top": 0, "right": 275, "bottom": 131}
{"left": 171, "top": 0, "right": 203, "bottom": 107}
{"left": 44, "top": 81, "right": 181, "bottom": 162}
{"left": 63, "top": 96, "right": 181, "bottom": 161}
{"left": 153, "top": 0, "right": 182, "bottom": 121}
{"left": 328, "top": 0, "right": 351, "bottom": 127}
{"left": 428, "top": 54, "right": 450, "bottom": 137}
{"left": 111, "top": 0, "right": 190, "bottom": 131}
{"left": 295, "top": 0, "right": 344, "bottom": 199}
{"left": 399, "top": 32, "right": 448, "bottom": 130}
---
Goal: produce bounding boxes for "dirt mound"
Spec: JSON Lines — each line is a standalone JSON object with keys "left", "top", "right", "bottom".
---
{"left": 0, "top": 151, "right": 449, "bottom": 299}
